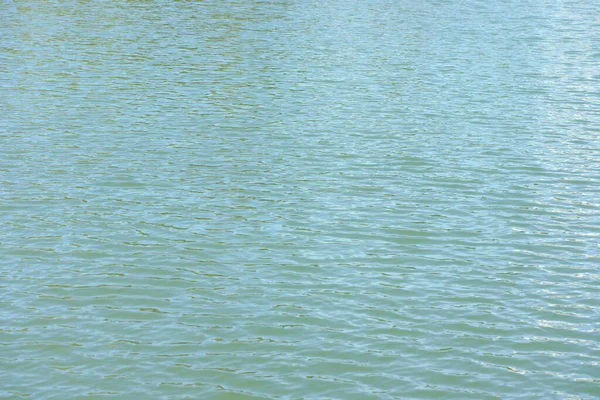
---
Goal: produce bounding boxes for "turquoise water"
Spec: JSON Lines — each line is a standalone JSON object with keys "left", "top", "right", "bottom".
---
{"left": 1, "top": 0, "right": 599, "bottom": 398}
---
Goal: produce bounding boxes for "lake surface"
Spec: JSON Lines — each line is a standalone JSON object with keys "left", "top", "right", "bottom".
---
{"left": 1, "top": 0, "right": 599, "bottom": 398}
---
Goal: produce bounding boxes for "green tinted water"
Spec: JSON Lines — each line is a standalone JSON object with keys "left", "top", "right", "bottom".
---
{"left": 1, "top": 0, "right": 599, "bottom": 398}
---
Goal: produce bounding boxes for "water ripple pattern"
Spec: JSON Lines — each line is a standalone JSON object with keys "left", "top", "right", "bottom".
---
{"left": 1, "top": 0, "right": 599, "bottom": 399}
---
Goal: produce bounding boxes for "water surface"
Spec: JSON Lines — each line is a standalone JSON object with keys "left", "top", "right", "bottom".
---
{"left": 1, "top": 0, "right": 599, "bottom": 398}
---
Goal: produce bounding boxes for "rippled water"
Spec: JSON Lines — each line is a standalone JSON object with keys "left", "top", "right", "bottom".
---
{"left": 2, "top": 0, "right": 600, "bottom": 398}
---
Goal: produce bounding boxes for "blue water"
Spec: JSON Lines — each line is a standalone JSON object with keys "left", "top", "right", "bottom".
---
{"left": 1, "top": 0, "right": 599, "bottom": 398}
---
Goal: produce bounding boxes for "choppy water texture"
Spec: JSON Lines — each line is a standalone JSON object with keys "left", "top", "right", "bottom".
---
{"left": 1, "top": 0, "right": 600, "bottom": 398}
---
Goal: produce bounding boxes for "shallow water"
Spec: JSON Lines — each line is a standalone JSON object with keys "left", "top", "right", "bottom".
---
{"left": 1, "top": 0, "right": 599, "bottom": 398}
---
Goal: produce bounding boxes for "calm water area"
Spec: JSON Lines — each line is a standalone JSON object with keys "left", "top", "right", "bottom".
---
{"left": 1, "top": 0, "right": 599, "bottom": 398}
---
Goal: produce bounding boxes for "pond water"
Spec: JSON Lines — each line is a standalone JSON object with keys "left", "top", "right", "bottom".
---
{"left": 1, "top": 0, "right": 599, "bottom": 398}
